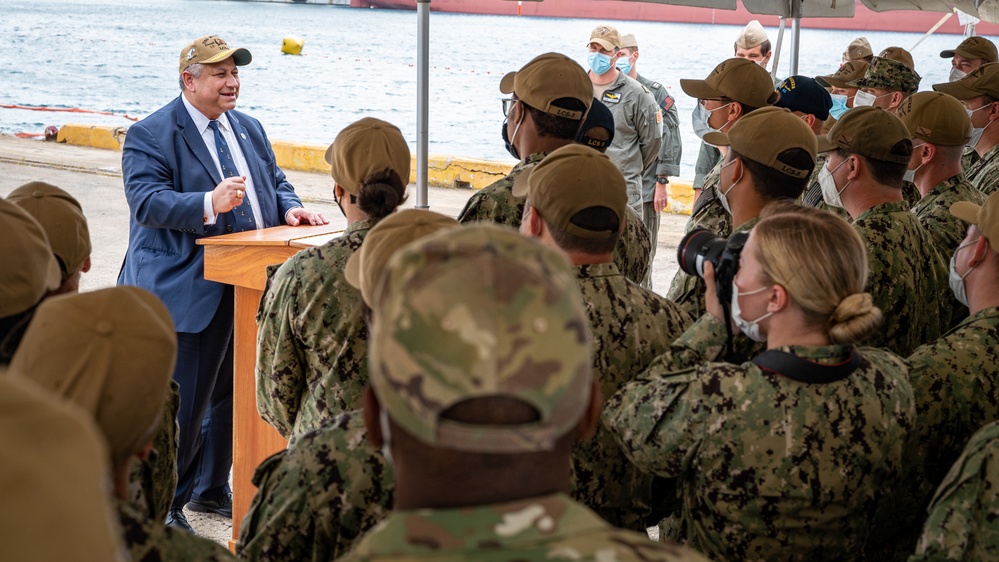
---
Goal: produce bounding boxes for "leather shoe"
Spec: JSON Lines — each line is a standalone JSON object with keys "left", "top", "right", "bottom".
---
{"left": 187, "top": 492, "right": 232, "bottom": 518}
{"left": 166, "top": 507, "right": 194, "bottom": 533}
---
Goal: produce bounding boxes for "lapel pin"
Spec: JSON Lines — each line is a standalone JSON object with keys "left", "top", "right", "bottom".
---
{"left": 240, "top": 133, "right": 247, "bottom": 140}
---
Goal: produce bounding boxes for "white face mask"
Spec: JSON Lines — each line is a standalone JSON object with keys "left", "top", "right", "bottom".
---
{"left": 852, "top": 89, "right": 878, "bottom": 107}
{"left": 904, "top": 159, "right": 923, "bottom": 183}
{"left": 950, "top": 67, "right": 968, "bottom": 82}
{"left": 819, "top": 159, "right": 851, "bottom": 209}
{"left": 718, "top": 158, "right": 742, "bottom": 214}
{"left": 693, "top": 102, "right": 733, "bottom": 141}
{"left": 967, "top": 104, "right": 995, "bottom": 148}
{"left": 731, "top": 280, "right": 773, "bottom": 342}
{"left": 949, "top": 237, "right": 981, "bottom": 306}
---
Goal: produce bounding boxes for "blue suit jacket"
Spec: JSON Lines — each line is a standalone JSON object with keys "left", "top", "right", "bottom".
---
{"left": 118, "top": 96, "right": 301, "bottom": 333}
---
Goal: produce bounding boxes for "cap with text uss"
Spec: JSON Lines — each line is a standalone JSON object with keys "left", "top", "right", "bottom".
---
{"left": 587, "top": 24, "right": 621, "bottom": 51}
{"left": 179, "top": 34, "right": 251, "bottom": 74}
{"left": 680, "top": 58, "right": 780, "bottom": 109}
{"left": 576, "top": 97, "right": 616, "bottom": 151}
{"left": 951, "top": 190, "right": 999, "bottom": 247}
{"left": 370, "top": 224, "right": 593, "bottom": 453}
{"left": 816, "top": 60, "right": 870, "bottom": 88}
{"left": 0, "top": 199, "right": 60, "bottom": 318}
{"left": 896, "top": 91, "right": 971, "bottom": 147}
{"left": 775, "top": 75, "right": 833, "bottom": 121}
{"left": 736, "top": 20, "right": 768, "bottom": 50}
{"left": 8, "top": 181, "right": 91, "bottom": 280}
{"left": 619, "top": 33, "right": 638, "bottom": 50}
{"left": 325, "top": 117, "right": 411, "bottom": 196}
{"left": 844, "top": 37, "right": 873, "bottom": 61}
{"left": 705, "top": 107, "right": 817, "bottom": 179}
{"left": 849, "top": 48, "right": 921, "bottom": 93}
{"left": 516, "top": 144, "right": 627, "bottom": 239}
{"left": 499, "top": 53, "right": 592, "bottom": 120}
{"left": 817, "top": 106, "right": 913, "bottom": 164}
{"left": 941, "top": 36, "right": 998, "bottom": 63}
{"left": 344, "top": 209, "right": 459, "bottom": 307}
{"left": 933, "top": 62, "right": 999, "bottom": 100}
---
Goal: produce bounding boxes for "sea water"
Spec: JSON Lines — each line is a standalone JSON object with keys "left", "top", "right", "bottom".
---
{"left": 0, "top": 0, "right": 972, "bottom": 179}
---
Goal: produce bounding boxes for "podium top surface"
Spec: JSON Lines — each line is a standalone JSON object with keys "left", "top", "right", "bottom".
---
{"left": 197, "top": 224, "right": 342, "bottom": 247}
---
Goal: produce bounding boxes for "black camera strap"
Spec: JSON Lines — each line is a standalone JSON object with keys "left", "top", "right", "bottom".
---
{"left": 751, "top": 348, "right": 866, "bottom": 384}
{"left": 691, "top": 185, "right": 717, "bottom": 217}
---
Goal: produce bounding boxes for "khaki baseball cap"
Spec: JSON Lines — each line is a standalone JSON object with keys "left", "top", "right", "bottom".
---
{"left": 587, "top": 24, "right": 620, "bottom": 51}
{"left": 941, "top": 36, "right": 998, "bottom": 63}
{"left": 817, "top": 106, "right": 913, "bottom": 164}
{"left": 951, "top": 190, "right": 999, "bottom": 247}
{"left": 10, "top": 286, "right": 176, "bottom": 466}
{"left": 844, "top": 37, "right": 873, "bottom": 61}
{"left": 849, "top": 51, "right": 921, "bottom": 94}
{"left": 705, "top": 107, "right": 817, "bottom": 179}
{"left": 619, "top": 33, "right": 638, "bottom": 50}
{"left": 680, "top": 58, "right": 780, "bottom": 108}
{"left": 0, "top": 199, "right": 60, "bottom": 318}
{"left": 933, "top": 63, "right": 999, "bottom": 100}
{"left": 344, "top": 209, "right": 459, "bottom": 307}
{"left": 879, "top": 47, "right": 916, "bottom": 69}
{"left": 8, "top": 182, "right": 91, "bottom": 280}
{"left": 816, "top": 60, "right": 870, "bottom": 89}
{"left": 896, "top": 91, "right": 971, "bottom": 147}
{"left": 736, "top": 20, "right": 768, "bottom": 50}
{"left": 499, "top": 53, "right": 592, "bottom": 120}
{"left": 325, "top": 117, "right": 411, "bottom": 197}
{"left": 370, "top": 224, "right": 593, "bottom": 453}
{"left": 178, "top": 34, "right": 251, "bottom": 74}
{"left": 515, "top": 144, "right": 627, "bottom": 240}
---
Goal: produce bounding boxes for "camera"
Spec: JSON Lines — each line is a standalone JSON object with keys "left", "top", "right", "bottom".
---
{"left": 676, "top": 229, "right": 749, "bottom": 307}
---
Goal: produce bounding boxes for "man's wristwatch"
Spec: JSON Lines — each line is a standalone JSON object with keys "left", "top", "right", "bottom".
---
{"left": 656, "top": 176, "right": 669, "bottom": 185}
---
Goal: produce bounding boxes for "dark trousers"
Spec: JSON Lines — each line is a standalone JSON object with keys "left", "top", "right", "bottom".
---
{"left": 171, "top": 285, "right": 234, "bottom": 509}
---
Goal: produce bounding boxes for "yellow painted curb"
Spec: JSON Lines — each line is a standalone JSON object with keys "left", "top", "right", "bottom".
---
{"left": 58, "top": 124, "right": 127, "bottom": 151}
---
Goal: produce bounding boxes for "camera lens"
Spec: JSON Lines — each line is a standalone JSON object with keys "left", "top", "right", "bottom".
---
{"left": 677, "top": 229, "right": 730, "bottom": 279}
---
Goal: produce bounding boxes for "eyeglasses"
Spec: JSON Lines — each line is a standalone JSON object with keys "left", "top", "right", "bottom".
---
{"left": 698, "top": 98, "right": 725, "bottom": 107}
{"left": 502, "top": 97, "right": 517, "bottom": 117}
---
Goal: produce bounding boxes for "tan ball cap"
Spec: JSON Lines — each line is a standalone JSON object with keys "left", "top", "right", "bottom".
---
{"left": 344, "top": 209, "right": 459, "bottom": 307}
{"left": 619, "top": 33, "right": 639, "bottom": 50}
{"left": 179, "top": 34, "right": 251, "bottom": 74}
{"left": 499, "top": 53, "right": 592, "bottom": 120}
{"left": 0, "top": 198, "right": 60, "bottom": 318}
{"left": 816, "top": 60, "right": 870, "bottom": 88}
{"left": 514, "top": 144, "right": 627, "bottom": 240}
{"left": 951, "top": 190, "right": 999, "bottom": 248}
{"left": 844, "top": 37, "right": 873, "bottom": 61}
{"left": 8, "top": 181, "right": 91, "bottom": 279}
{"left": 736, "top": 20, "right": 768, "bottom": 49}
{"left": 941, "top": 36, "right": 998, "bottom": 63}
{"left": 325, "top": 117, "right": 411, "bottom": 197}
{"left": 705, "top": 107, "right": 817, "bottom": 179}
{"left": 588, "top": 24, "right": 621, "bottom": 51}
{"left": 680, "top": 58, "right": 780, "bottom": 109}
{"left": 10, "top": 286, "right": 177, "bottom": 467}
{"left": 933, "top": 62, "right": 999, "bottom": 100}
{"left": 817, "top": 106, "right": 913, "bottom": 164}
{"left": 896, "top": 91, "right": 971, "bottom": 147}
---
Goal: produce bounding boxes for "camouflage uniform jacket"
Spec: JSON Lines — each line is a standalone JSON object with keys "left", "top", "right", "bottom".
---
{"left": 256, "top": 219, "right": 377, "bottom": 439}
{"left": 852, "top": 201, "right": 948, "bottom": 356}
{"left": 603, "top": 313, "right": 914, "bottom": 562}
{"left": 117, "top": 498, "right": 235, "bottom": 561}
{"left": 911, "top": 420, "right": 999, "bottom": 562}
{"left": 338, "top": 493, "right": 713, "bottom": 562}
{"left": 912, "top": 173, "right": 986, "bottom": 259}
{"left": 570, "top": 262, "right": 693, "bottom": 531}
{"left": 457, "top": 154, "right": 651, "bottom": 284}
{"left": 962, "top": 143, "right": 999, "bottom": 195}
{"left": 636, "top": 74, "right": 681, "bottom": 201}
{"left": 238, "top": 410, "right": 393, "bottom": 562}
{"left": 127, "top": 379, "right": 180, "bottom": 521}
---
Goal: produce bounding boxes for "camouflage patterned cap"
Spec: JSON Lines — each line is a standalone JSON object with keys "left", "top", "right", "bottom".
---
{"left": 499, "top": 53, "right": 592, "bottom": 120}
{"left": 817, "top": 106, "right": 913, "bottom": 164}
{"left": 896, "top": 91, "right": 971, "bottom": 147}
{"left": 941, "top": 36, "right": 998, "bottom": 63}
{"left": 844, "top": 37, "right": 873, "bottom": 61}
{"left": 933, "top": 63, "right": 999, "bottom": 100}
{"left": 369, "top": 224, "right": 593, "bottom": 453}
{"left": 680, "top": 58, "right": 781, "bottom": 109}
{"left": 951, "top": 190, "right": 999, "bottom": 248}
{"left": 325, "top": 117, "right": 411, "bottom": 197}
{"left": 344, "top": 209, "right": 459, "bottom": 307}
{"left": 8, "top": 181, "right": 91, "bottom": 280}
{"left": 849, "top": 50, "right": 921, "bottom": 93}
{"left": 705, "top": 106, "right": 817, "bottom": 178}
{"left": 0, "top": 198, "right": 60, "bottom": 318}
{"left": 816, "top": 60, "right": 870, "bottom": 89}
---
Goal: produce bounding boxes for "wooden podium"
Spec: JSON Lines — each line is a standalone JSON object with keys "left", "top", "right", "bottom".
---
{"left": 198, "top": 223, "right": 343, "bottom": 550}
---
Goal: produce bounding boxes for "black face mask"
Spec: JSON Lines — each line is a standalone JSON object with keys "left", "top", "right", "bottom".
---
{"left": 501, "top": 119, "right": 520, "bottom": 160}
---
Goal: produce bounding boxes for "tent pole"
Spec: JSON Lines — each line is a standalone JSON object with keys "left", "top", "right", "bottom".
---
{"left": 790, "top": 0, "right": 801, "bottom": 75}
{"left": 416, "top": 0, "right": 430, "bottom": 209}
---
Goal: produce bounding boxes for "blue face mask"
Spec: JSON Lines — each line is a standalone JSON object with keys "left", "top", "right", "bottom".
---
{"left": 829, "top": 94, "right": 849, "bottom": 120}
{"left": 616, "top": 56, "right": 632, "bottom": 76}
{"left": 587, "top": 52, "right": 613, "bottom": 75}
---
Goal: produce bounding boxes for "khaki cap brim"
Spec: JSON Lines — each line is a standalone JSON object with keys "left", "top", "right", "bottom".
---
{"left": 344, "top": 251, "right": 362, "bottom": 289}
{"left": 950, "top": 200, "right": 981, "bottom": 223}
{"left": 703, "top": 131, "right": 730, "bottom": 147}
{"left": 511, "top": 163, "right": 538, "bottom": 198}
{"left": 817, "top": 75, "right": 850, "bottom": 88}
{"left": 499, "top": 71, "right": 516, "bottom": 94}
{"left": 202, "top": 47, "right": 252, "bottom": 67}
{"left": 588, "top": 38, "right": 616, "bottom": 51}
{"left": 815, "top": 135, "right": 839, "bottom": 153}
{"left": 932, "top": 80, "right": 988, "bottom": 100}
{"left": 680, "top": 78, "right": 725, "bottom": 100}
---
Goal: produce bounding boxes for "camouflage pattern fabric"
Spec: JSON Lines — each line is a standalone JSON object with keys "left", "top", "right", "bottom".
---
{"left": 256, "top": 219, "right": 377, "bottom": 439}
{"left": 852, "top": 201, "right": 949, "bottom": 356}
{"left": 911, "top": 420, "right": 999, "bottom": 562}
{"left": 603, "top": 313, "right": 914, "bottom": 562}
{"left": 117, "top": 498, "right": 235, "bottom": 561}
{"left": 237, "top": 410, "right": 393, "bottom": 562}
{"left": 569, "top": 262, "right": 693, "bottom": 531}
{"left": 457, "top": 154, "right": 651, "bottom": 284}
{"left": 338, "top": 492, "right": 713, "bottom": 562}
{"left": 912, "top": 174, "right": 985, "bottom": 256}
{"left": 963, "top": 144, "right": 999, "bottom": 195}
{"left": 127, "top": 379, "right": 179, "bottom": 522}
{"left": 849, "top": 55, "right": 921, "bottom": 94}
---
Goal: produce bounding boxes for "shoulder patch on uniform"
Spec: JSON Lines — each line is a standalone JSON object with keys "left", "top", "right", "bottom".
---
{"left": 602, "top": 91, "right": 621, "bottom": 104}
{"left": 641, "top": 85, "right": 652, "bottom": 94}
{"left": 651, "top": 82, "right": 662, "bottom": 90}
{"left": 661, "top": 94, "right": 675, "bottom": 112}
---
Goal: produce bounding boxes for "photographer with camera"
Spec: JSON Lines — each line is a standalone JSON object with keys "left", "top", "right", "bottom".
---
{"left": 817, "top": 106, "right": 949, "bottom": 355}
{"left": 604, "top": 202, "right": 913, "bottom": 562}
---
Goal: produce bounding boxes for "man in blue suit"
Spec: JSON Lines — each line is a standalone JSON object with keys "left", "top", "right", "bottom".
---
{"left": 118, "top": 34, "right": 326, "bottom": 532}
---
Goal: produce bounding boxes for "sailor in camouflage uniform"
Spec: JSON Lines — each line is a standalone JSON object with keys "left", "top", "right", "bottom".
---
{"left": 339, "top": 224, "right": 711, "bottom": 562}
{"left": 9, "top": 286, "right": 235, "bottom": 561}
{"left": 256, "top": 117, "right": 410, "bottom": 439}
{"left": 848, "top": 47, "right": 921, "bottom": 113}
{"left": 934, "top": 62, "right": 999, "bottom": 195}
{"left": 518, "top": 144, "right": 692, "bottom": 530}
{"left": 457, "top": 52, "right": 651, "bottom": 284}
{"left": 127, "top": 380, "right": 180, "bottom": 522}
{"left": 816, "top": 106, "right": 949, "bottom": 355}
{"left": 604, "top": 203, "right": 914, "bottom": 562}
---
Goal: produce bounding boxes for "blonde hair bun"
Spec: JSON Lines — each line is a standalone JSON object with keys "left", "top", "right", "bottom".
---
{"left": 829, "top": 292, "right": 882, "bottom": 345}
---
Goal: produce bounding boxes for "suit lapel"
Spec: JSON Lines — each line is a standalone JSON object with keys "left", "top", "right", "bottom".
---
{"left": 174, "top": 98, "right": 223, "bottom": 189}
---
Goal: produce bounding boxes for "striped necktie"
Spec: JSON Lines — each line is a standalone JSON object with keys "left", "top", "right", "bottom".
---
{"left": 209, "top": 120, "right": 255, "bottom": 231}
